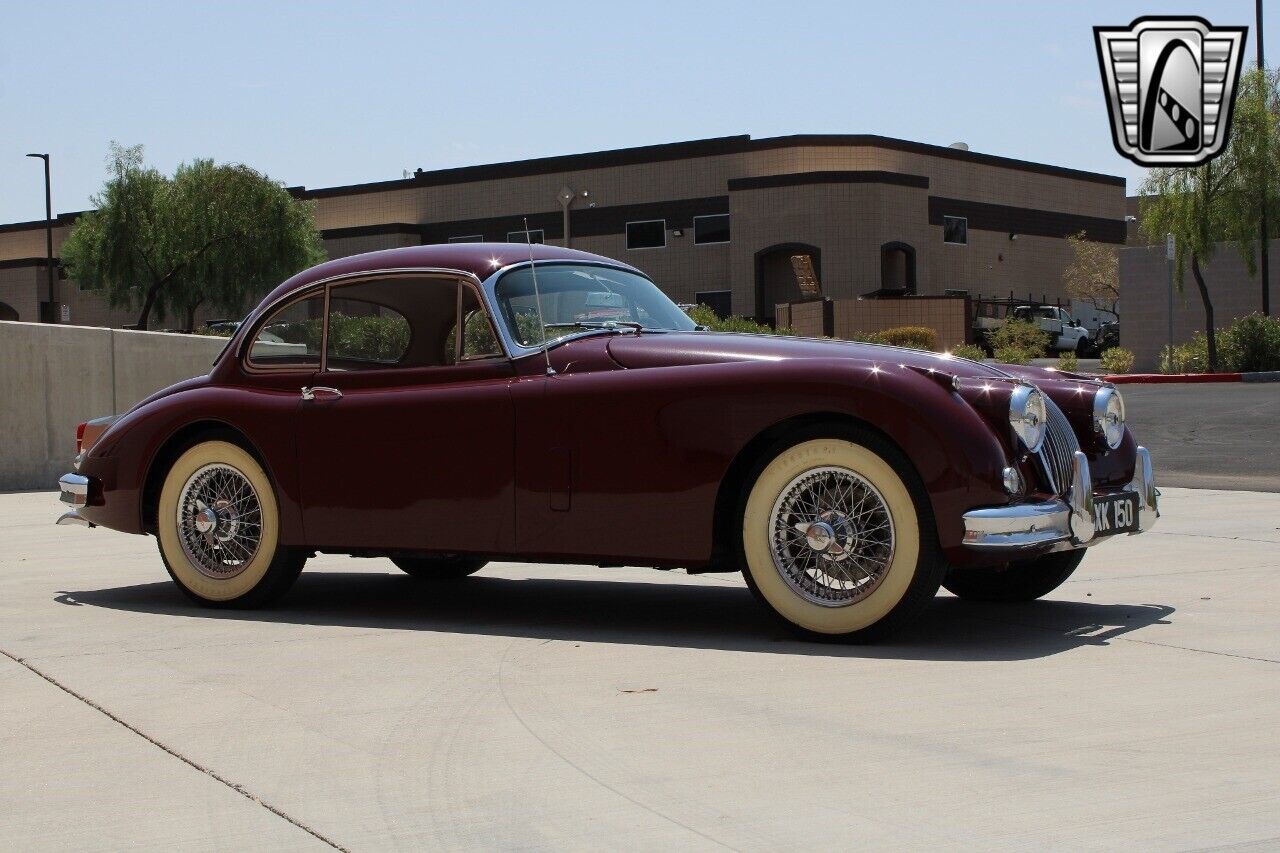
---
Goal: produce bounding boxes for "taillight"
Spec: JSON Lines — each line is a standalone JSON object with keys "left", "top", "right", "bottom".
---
{"left": 76, "top": 422, "right": 87, "bottom": 454}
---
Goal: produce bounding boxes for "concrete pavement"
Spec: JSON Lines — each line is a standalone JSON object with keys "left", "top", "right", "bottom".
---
{"left": 1, "top": 487, "right": 1278, "bottom": 850}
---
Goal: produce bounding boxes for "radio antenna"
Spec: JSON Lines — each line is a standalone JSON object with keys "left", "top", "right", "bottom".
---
{"left": 523, "top": 216, "right": 555, "bottom": 376}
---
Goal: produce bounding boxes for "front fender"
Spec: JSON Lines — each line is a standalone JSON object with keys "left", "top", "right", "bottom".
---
{"left": 79, "top": 385, "right": 305, "bottom": 545}
{"left": 649, "top": 357, "right": 1014, "bottom": 557}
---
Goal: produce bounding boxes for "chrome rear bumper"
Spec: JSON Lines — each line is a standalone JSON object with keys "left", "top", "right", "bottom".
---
{"left": 961, "top": 446, "right": 1158, "bottom": 553}
{"left": 55, "top": 473, "right": 95, "bottom": 528}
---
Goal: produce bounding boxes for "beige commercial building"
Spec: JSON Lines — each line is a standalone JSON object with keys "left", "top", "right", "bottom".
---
{"left": 0, "top": 134, "right": 1126, "bottom": 328}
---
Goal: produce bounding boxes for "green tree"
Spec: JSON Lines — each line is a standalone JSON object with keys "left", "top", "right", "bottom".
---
{"left": 1062, "top": 230, "right": 1119, "bottom": 318}
{"left": 1140, "top": 66, "right": 1280, "bottom": 372}
{"left": 61, "top": 143, "right": 326, "bottom": 331}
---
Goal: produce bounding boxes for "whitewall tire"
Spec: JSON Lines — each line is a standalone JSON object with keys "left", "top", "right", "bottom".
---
{"left": 156, "top": 440, "right": 304, "bottom": 607}
{"left": 739, "top": 429, "right": 944, "bottom": 641}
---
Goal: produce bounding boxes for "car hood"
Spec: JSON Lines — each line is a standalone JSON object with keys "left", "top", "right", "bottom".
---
{"left": 608, "top": 332, "right": 1015, "bottom": 379}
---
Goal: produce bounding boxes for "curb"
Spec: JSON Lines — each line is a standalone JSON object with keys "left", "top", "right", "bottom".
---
{"left": 1104, "top": 371, "right": 1280, "bottom": 384}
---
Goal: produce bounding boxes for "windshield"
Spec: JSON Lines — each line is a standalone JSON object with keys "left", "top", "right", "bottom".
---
{"left": 493, "top": 263, "right": 696, "bottom": 347}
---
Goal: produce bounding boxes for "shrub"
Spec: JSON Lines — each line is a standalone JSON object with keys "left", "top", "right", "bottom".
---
{"left": 1159, "top": 339, "right": 1208, "bottom": 373}
{"left": 683, "top": 303, "right": 794, "bottom": 335}
{"left": 1157, "top": 314, "right": 1280, "bottom": 373}
{"left": 1228, "top": 312, "right": 1280, "bottom": 372}
{"left": 990, "top": 319, "right": 1050, "bottom": 358}
{"left": 949, "top": 343, "right": 987, "bottom": 361}
{"left": 1100, "top": 346, "right": 1135, "bottom": 374}
{"left": 993, "top": 346, "right": 1035, "bottom": 365}
{"left": 1057, "top": 351, "right": 1080, "bottom": 372}
{"left": 872, "top": 326, "right": 938, "bottom": 351}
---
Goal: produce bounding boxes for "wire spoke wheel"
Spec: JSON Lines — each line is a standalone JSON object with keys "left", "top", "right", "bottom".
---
{"left": 768, "top": 465, "right": 896, "bottom": 607}
{"left": 175, "top": 463, "right": 263, "bottom": 579}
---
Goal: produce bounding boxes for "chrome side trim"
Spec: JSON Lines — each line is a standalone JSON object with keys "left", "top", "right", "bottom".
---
{"left": 58, "top": 473, "right": 89, "bottom": 507}
{"left": 56, "top": 511, "right": 92, "bottom": 527}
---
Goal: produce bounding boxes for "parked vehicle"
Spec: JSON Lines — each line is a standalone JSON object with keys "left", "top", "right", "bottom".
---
{"left": 57, "top": 244, "right": 1157, "bottom": 641}
{"left": 974, "top": 302, "right": 1094, "bottom": 354}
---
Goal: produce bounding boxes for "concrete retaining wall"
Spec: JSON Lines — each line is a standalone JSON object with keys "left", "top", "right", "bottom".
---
{"left": 0, "top": 321, "right": 225, "bottom": 491}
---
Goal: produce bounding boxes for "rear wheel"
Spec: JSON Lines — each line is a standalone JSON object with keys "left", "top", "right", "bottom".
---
{"left": 943, "top": 549, "right": 1085, "bottom": 602}
{"left": 737, "top": 427, "right": 945, "bottom": 642}
{"left": 392, "top": 556, "right": 487, "bottom": 580}
{"left": 157, "top": 440, "right": 304, "bottom": 608}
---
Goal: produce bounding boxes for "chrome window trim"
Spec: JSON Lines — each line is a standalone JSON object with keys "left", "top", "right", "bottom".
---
{"left": 480, "top": 258, "right": 680, "bottom": 360}
{"left": 242, "top": 290, "right": 328, "bottom": 373}
{"left": 236, "top": 267, "right": 490, "bottom": 367}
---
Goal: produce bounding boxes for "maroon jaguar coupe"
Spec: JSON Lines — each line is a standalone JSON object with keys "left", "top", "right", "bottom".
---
{"left": 56, "top": 244, "right": 1157, "bottom": 640}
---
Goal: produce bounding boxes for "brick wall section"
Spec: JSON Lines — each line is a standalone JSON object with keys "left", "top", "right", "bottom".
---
{"left": 833, "top": 298, "right": 968, "bottom": 351}
{"left": 786, "top": 300, "right": 826, "bottom": 336}
{"left": 1120, "top": 241, "right": 1278, "bottom": 371}
{"left": 0, "top": 266, "right": 41, "bottom": 321}
{"left": 777, "top": 297, "right": 969, "bottom": 350}
{"left": 0, "top": 137, "right": 1126, "bottom": 328}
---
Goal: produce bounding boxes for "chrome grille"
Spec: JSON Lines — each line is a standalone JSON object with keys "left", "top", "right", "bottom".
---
{"left": 1035, "top": 397, "right": 1080, "bottom": 495}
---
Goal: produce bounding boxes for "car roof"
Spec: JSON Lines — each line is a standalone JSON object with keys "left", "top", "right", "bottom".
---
{"left": 259, "top": 242, "right": 640, "bottom": 307}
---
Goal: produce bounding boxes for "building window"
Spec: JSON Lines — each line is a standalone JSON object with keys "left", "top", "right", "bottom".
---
{"left": 694, "top": 290, "right": 731, "bottom": 319}
{"left": 448, "top": 235, "right": 484, "bottom": 243}
{"left": 507, "top": 229, "right": 544, "bottom": 244}
{"left": 626, "top": 219, "right": 666, "bottom": 250}
{"left": 693, "top": 214, "right": 730, "bottom": 245}
{"left": 943, "top": 216, "right": 968, "bottom": 245}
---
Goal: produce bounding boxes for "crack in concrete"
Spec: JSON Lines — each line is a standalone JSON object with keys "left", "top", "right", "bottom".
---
{"left": 0, "top": 647, "right": 348, "bottom": 852}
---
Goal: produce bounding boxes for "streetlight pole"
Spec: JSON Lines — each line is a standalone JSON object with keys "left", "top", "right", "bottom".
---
{"left": 25, "top": 153, "right": 56, "bottom": 322}
{"left": 1258, "top": 0, "right": 1271, "bottom": 315}
{"left": 1167, "top": 233, "right": 1175, "bottom": 372}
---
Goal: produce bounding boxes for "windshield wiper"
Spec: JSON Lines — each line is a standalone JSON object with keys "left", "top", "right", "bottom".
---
{"left": 543, "top": 321, "right": 644, "bottom": 334}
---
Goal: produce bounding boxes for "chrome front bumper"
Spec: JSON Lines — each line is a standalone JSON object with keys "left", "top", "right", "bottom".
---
{"left": 56, "top": 473, "right": 94, "bottom": 527}
{"left": 961, "top": 446, "right": 1158, "bottom": 552}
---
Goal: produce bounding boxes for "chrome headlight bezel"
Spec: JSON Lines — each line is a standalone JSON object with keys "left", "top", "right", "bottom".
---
{"left": 1008, "top": 384, "right": 1047, "bottom": 454}
{"left": 1093, "top": 386, "right": 1126, "bottom": 449}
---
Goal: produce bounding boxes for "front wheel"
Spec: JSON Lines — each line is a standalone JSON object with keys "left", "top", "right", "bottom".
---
{"left": 392, "top": 556, "right": 487, "bottom": 580}
{"left": 157, "top": 440, "right": 304, "bottom": 607}
{"left": 943, "top": 549, "right": 1085, "bottom": 602}
{"left": 738, "top": 429, "right": 945, "bottom": 642}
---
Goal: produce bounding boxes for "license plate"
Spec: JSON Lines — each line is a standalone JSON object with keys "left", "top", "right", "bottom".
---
{"left": 1093, "top": 491, "right": 1139, "bottom": 536}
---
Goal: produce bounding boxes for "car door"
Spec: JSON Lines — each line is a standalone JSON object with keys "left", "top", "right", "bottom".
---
{"left": 296, "top": 274, "right": 516, "bottom": 553}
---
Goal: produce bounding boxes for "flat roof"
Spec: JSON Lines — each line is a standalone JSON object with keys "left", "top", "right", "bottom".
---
{"left": 0, "top": 134, "right": 1125, "bottom": 236}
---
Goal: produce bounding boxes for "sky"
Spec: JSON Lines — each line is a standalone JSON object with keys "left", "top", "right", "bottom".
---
{"left": 1, "top": 0, "right": 1273, "bottom": 224}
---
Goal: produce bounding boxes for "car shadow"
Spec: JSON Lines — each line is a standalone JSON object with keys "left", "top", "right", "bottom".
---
{"left": 56, "top": 569, "right": 1176, "bottom": 662}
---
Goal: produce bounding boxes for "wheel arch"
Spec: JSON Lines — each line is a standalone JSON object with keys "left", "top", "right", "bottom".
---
{"left": 140, "top": 420, "right": 274, "bottom": 535}
{"left": 707, "top": 411, "right": 928, "bottom": 570}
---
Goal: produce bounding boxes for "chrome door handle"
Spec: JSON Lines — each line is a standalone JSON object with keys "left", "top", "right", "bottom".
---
{"left": 301, "top": 386, "right": 343, "bottom": 401}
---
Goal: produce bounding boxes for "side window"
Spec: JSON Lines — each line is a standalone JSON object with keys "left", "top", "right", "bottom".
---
{"left": 248, "top": 292, "right": 325, "bottom": 368}
{"left": 457, "top": 286, "right": 502, "bottom": 360}
{"left": 325, "top": 276, "right": 457, "bottom": 371}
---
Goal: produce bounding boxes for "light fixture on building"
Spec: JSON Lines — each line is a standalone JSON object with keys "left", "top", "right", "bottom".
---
{"left": 672, "top": 228, "right": 684, "bottom": 237}
{"left": 1008, "top": 232, "right": 1019, "bottom": 241}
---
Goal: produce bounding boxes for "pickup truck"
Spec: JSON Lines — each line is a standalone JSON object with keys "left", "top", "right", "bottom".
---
{"left": 974, "top": 305, "right": 1093, "bottom": 354}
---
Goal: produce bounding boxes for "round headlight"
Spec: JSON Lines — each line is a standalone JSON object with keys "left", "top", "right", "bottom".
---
{"left": 1093, "top": 386, "right": 1126, "bottom": 449}
{"left": 1009, "top": 384, "right": 1047, "bottom": 453}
